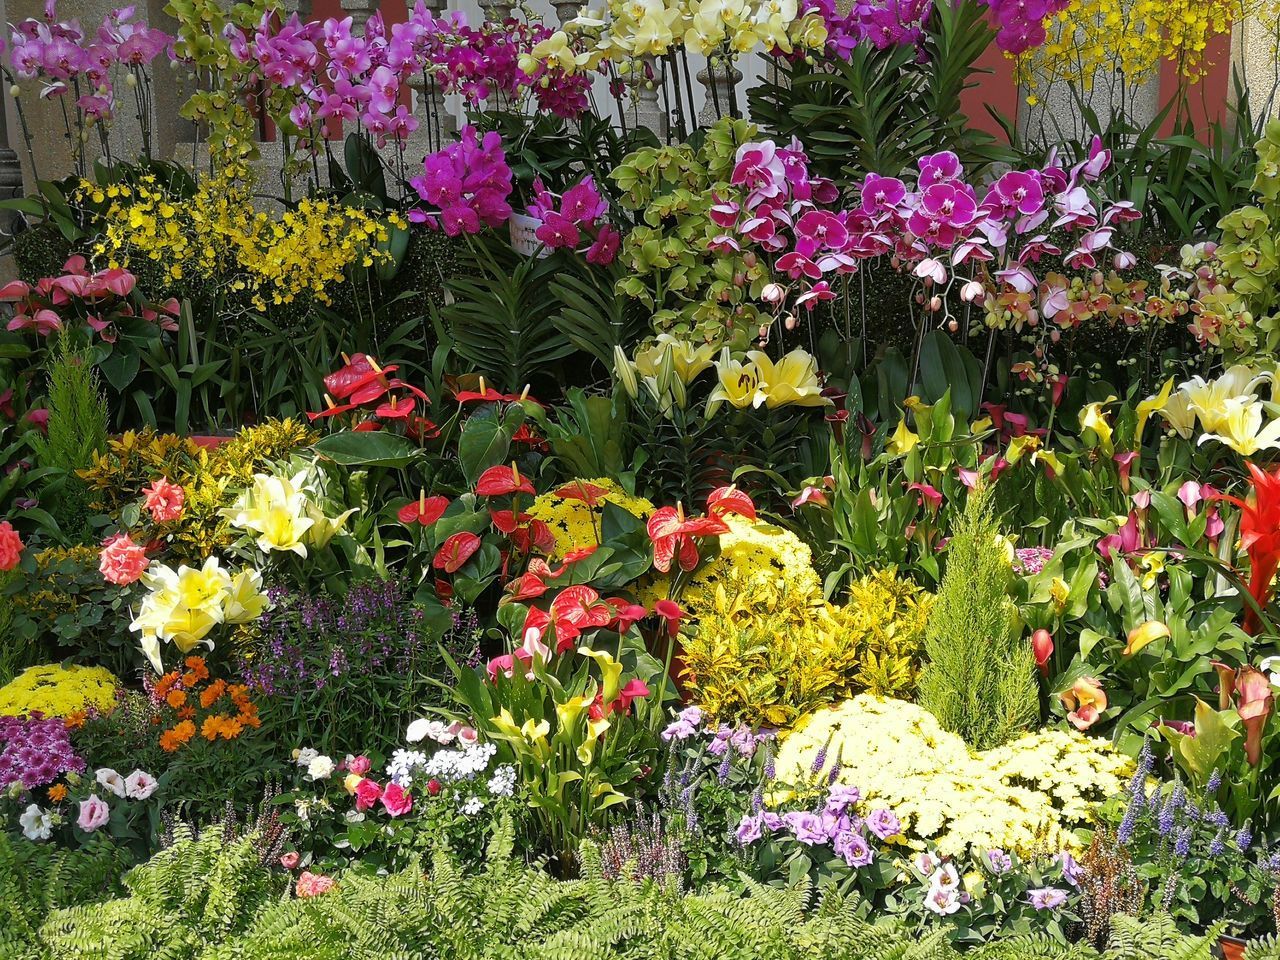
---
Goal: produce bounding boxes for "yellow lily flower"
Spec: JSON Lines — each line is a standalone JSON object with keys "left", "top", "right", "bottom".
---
{"left": 749, "top": 349, "right": 830, "bottom": 408}
{"left": 706, "top": 348, "right": 761, "bottom": 416}
{"left": 887, "top": 419, "right": 919, "bottom": 456}
{"left": 1197, "top": 397, "right": 1280, "bottom": 456}
{"left": 1155, "top": 387, "right": 1197, "bottom": 439}
{"left": 223, "top": 471, "right": 316, "bottom": 557}
{"left": 223, "top": 568, "right": 269, "bottom": 624}
{"left": 1183, "top": 364, "right": 1272, "bottom": 434}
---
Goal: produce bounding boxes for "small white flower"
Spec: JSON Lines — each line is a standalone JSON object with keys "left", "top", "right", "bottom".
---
{"left": 459, "top": 796, "right": 484, "bottom": 816}
{"left": 913, "top": 852, "right": 941, "bottom": 876}
{"left": 19, "top": 804, "right": 52, "bottom": 841}
{"left": 94, "top": 768, "right": 127, "bottom": 799}
{"left": 295, "top": 747, "right": 319, "bottom": 767}
{"left": 924, "top": 881, "right": 961, "bottom": 915}
{"left": 930, "top": 864, "right": 960, "bottom": 893}
{"left": 306, "top": 755, "right": 335, "bottom": 781}
{"left": 123, "top": 770, "right": 158, "bottom": 800}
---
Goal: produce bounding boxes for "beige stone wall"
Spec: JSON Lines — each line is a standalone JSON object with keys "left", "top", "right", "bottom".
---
{"left": 1234, "top": 11, "right": 1280, "bottom": 126}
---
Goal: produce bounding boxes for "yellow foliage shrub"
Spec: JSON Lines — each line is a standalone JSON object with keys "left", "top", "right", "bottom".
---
{"left": 774, "top": 695, "right": 1133, "bottom": 857}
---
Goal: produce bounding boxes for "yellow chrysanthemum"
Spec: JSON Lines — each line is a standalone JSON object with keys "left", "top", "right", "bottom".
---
{"left": 0, "top": 664, "right": 119, "bottom": 718}
{"left": 526, "top": 478, "right": 657, "bottom": 558}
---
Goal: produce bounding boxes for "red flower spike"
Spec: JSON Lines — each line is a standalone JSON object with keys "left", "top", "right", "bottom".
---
{"left": 399, "top": 493, "right": 450, "bottom": 527}
{"left": 433, "top": 532, "right": 482, "bottom": 573}
{"left": 1212, "top": 462, "right": 1280, "bottom": 635}
{"left": 706, "top": 485, "right": 757, "bottom": 521}
{"left": 476, "top": 463, "right": 536, "bottom": 497}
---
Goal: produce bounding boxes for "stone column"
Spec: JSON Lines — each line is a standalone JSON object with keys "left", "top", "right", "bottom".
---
{"left": 1232, "top": 14, "right": 1280, "bottom": 125}
{"left": 551, "top": 0, "right": 581, "bottom": 27}
{"left": 696, "top": 58, "right": 742, "bottom": 126}
{"left": 341, "top": 0, "right": 381, "bottom": 32}
{"left": 631, "top": 56, "right": 668, "bottom": 141}
{"left": 477, "top": 0, "right": 516, "bottom": 22}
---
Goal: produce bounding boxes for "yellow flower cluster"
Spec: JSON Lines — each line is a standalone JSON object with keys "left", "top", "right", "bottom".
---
{"left": 1018, "top": 0, "right": 1245, "bottom": 91}
{"left": 79, "top": 420, "right": 318, "bottom": 561}
{"left": 526, "top": 478, "right": 657, "bottom": 558}
{"left": 681, "top": 571, "right": 933, "bottom": 726}
{"left": 775, "top": 695, "right": 1133, "bottom": 857}
{"left": 564, "top": 0, "right": 828, "bottom": 62}
{"left": 677, "top": 514, "right": 822, "bottom": 614}
{"left": 0, "top": 663, "right": 118, "bottom": 718}
{"left": 81, "top": 170, "right": 403, "bottom": 312}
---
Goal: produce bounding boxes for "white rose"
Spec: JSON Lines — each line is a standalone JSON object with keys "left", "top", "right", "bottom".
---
{"left": 295, "top": 747, "right": 319, "bottom": 767}
{"left": 405, "top": 718, "right": 432, "bottom": 743}
{"left": 306, "top": 755, "right": 335, "bottom": 781}
{"left": 95, "top": 768, "right": 127, "bottom": 799}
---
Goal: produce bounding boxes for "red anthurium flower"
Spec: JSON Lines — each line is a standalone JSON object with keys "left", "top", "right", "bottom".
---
{"left": 606, "top": 598, "right": 648, "bottom": 634}
{"left": 510, "top": 518, "right": 554, "bottom": 556}
{"left": 433, "top": 532, "right": 482, "bottom": 574}
{"left": 375, "top": 396, "right": 415, "bottom": 420}
{"left": 547, "top": 585, "right": 613, "bottom": 651}
{"left": 307, "top": 393, "right": 361, "bottom": 421}
{"left": 399, "top": 492, "right": 450, "bottom": 527}
{"left": 506, "top": 558, "right": 568, "bottom": 601}
{"left": 489, "top": 509, "right": 529, "bottom": 535}
{"left": 476, "top": 463, "right": 536, "bottom": 497}
{"left": 564, "top": 544, "right": 598, "bottom": 563}
{"left": 707, "top": 485, "right": 757, "bottom": 520}
{"left": 1213, "top": 463, "right": 1280, "bottom": 635}
{"left": 406, "top": 415, "right": 440, "bottom": 442}
{"left": 455, "top": 378, "right": 539, "bottom": 406}
{"left": 654, "top": 599, "right": 684, "bottom": 638}
{"left": 647, "top": 504, "right": 729, "bottom": 573}
{"left": 511, "top": 424, "right": 546, "bottom": 448}
{"left": 555, "top": 481, "right": 611, "bottom": 505}
{"left": 324, "top": 354, "right": 394, "bottom": 401}
{"left": 353, "top": 421, "right": 382, "bottom": 432}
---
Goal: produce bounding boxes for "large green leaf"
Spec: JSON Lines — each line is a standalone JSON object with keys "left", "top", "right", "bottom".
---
{"left": 313, "top": 431, "right": 419, "bottom": 467}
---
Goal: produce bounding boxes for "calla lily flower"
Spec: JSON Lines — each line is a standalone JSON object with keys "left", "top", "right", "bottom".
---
{"left": 1060, "top": 676, "right": 1107, "bottom": 730}
{"left": 1124, "top": 621, "right": 1170, "bottom": 657}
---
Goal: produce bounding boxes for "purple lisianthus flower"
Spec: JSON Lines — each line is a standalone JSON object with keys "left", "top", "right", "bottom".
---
{"left": 987, "top": 849, "right": 1013, "bottom": 874}
{"left": 761, "top": 811, "right": 783, "bottom": 832}
{"left": 660, "top": 718, "right": 697, "bottom": 742}
{"left": 866, "top": 808, "right": 901, "bottom": 840}
{"left": 783, "top": 811, "right": 828, "bottom": 845}
{"left": 736, "top": 813, "right": 763, "bottom": 845}
{"left": 1055, "top": 851, "right": 1082, "bottom": 887}
{"left": 729, "top": 725, "right": 758, "bottom": 758}
{"left": 1028, "top": 887, "right": 1069, "bottom": 910}
{"left": 825, "top": 784, "right": 861, "bottom": 814}
{"left": 833, "top": 829, "right": 875, "bottom": 867}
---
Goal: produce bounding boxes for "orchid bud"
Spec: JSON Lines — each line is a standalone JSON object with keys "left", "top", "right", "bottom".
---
{"left": 784, "top": 313, "right": 797, "bottom": 330}
{"left": 947, "top": 319, "right": 958, "bottom": 333}
{"left": 928, "top": 295, "right": 941, "bottom": 312}
{"left": 125, "top": 72, "right": 138, "bottom": 89}
{"left": 760, "top": 282, "right": 785, "bottom": 304}
{"left": 960, "top": 279, "right": 985, "bottom": 302}
{"left": 733, "top": 272, "right": 746, "bottom": 286}
{"left": 1113, "top": 250, "right": 1136, "bottom": 270}
{"left": 743, "top": 252, "right": 758, "bottom": 268}
{"left": 9, "top": 85, "right": 18, "bottom": 98}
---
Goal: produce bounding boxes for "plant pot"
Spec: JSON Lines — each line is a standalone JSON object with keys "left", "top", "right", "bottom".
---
{"left": 1218, "top": 934, "right": 1248, "bottom": 960}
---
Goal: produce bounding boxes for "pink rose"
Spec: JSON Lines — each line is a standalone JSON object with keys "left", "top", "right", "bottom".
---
{"left": 381, "top": 782, "right": 412, "bottom": 818}
{"left": 99, "top": 533, "right": 150, "bottom": 586}
{"left": 142, "top": 477, "right": 185, "bottom": 522}
{"left": 354, "top": 777, "right": 383, "bottom": 812}
{"left": 347, "top": 755, "right": 371, "bottom": 776}
{"left": 0, "top": 520, "right": 24, "bottom": 572}
{"left": 295, "top": 871, "right": 336, "bottom": 898}
{"left": 76, "top": 793, "right": 110, "bottom": 833}
{"left": 279, "top": 851, "right": 300, "bottom": 869}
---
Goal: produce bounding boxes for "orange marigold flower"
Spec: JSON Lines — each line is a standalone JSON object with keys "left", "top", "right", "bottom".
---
{"left": 160, "top": 719, "right": 196, "bottom": 752}
{"left": 201, "top": 715, "right": 223, "bottom": 741}
{"left": 184, "top": 655, "right": 209, "bottom": 680}
{"left": 47, "top": 784, "right": 68, "bottom": 803}
{"left": 219, "top": 716, "right": 244, "bottom": 740}
{"left": 200, "top": 679, "right": 227, "bottom": 709}
{"left": 167, "top": 689, "right": 187, "bottom": 709}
